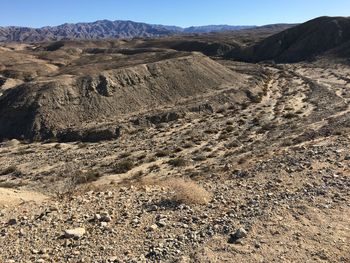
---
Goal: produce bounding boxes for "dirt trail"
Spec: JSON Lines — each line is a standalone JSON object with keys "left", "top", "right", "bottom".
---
{"left": 0, "top": 187, "right": 48, "bottom": 207}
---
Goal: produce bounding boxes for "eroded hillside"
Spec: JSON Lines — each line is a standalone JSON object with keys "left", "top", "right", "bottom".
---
{"left": 0, "top": 41, "right": 261, "bottom": 141}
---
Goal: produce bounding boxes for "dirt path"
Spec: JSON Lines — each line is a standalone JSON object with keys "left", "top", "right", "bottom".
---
{"left": 0, "top": 187, "right": 48, "bottom": 207}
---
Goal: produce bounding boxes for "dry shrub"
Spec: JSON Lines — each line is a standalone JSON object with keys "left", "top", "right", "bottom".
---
{"left": 73, "top": 170, "right": 102, "bottom": 184}
{"left": 113, "top": 159, "right": 134, "bottom": 174}
{"left": 168, "top": 157, "right": 187, "bottom": 167}
{"left": 155, "top": 149, "right": 170, "bottom": 158}
{"left": 52, "top": 169, "right": 102, "bottom": 199}
{"left": 0, "top": 165, "right": 18, "bottom": 175}
{"left": 163, "top": 178, "right": 212, "bottom": 205}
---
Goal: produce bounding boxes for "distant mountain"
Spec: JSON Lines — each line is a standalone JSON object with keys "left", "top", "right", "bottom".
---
{"left": 0, "top": 20, "right": 256, "bottom": 42}
{"left": 227, "top": 16, "right": 350, "bottom": 62}
{"left": 0, "top": 20, "right": 173, "bottom": 42}
{"left": 183, "top": 25, "right": 255, "bottom": 33}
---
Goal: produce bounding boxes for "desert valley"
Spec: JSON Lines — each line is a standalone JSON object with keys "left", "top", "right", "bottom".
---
{"left": 0, "top": 15, "right": 349, "bottom": 262}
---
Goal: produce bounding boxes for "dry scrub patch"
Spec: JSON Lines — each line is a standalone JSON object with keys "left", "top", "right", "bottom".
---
{"left": 162, "top": 178, "right": 212, "bottom": 205}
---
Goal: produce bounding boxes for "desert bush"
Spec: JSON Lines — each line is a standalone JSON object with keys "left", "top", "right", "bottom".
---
{"left": 137, "top": 154, "right": 147, "bottom": 160}
{"left": 53, "top": 169, "right": 102, "bottom": 199}
{"left": 113, "top": 160, "right": 134, "bottom": 173}
{"left": 73, "top": 170, "right": 102, "bottom": 184}
{"left": 218, "top": 133, "right": 228, "bottom": 140}
{"left": 225, "top": 126, "right": 235, "bottom": 133}
{"left": 173, "top": 147, "right": 183, "bottom": 153}
{"left": 0, "top": 180, "right": 26, "bottom": 188}
{"left": 237, "top": 155, "right": 250, "bottom": 164}
{"left": 216, "top": 107, "right": 226, "bottom": 114}
{"left": 148, "top": 164, "right": 160, "bottom": 172}
{"left": 246, "top": 90, "right": 262, "bottom": 103}
{"left": 192, "top": 154, "right": 206, "bottom": 162}
{"left": 155, "top": 149, "right": 170, "bottom": 158}
{"left": 283, "top": 113, "right": 298, "bottom": 119}
{"left": 147, "top": 156, "right": 157, "bottom": 163}
{"left": 168, "top": 157, "right": 187, "bottom": 167}
{"left": 259, "top": 123, "right": 276, "bottom": 132}
{"left": 226, "top": 140, "right": 240, "bottom": 148}
{"left": 204, "top": 129, "right": 217, "bottom": 134}
{"left": 119, "top": 152, "right": 131, "bottom": 158}
{"left": 120, "top": 170, "right": 144, "bottom": 186}
{"left": 0, "top": 166, "right": 18, "bottom": 175}
{"left": 164, "top": 178, "right": 212, "bottom": 205}
{"left": 0, "top": 181, "right": 18, "bottom": 188}
{"left": 182, "top": 142, "right": 193, "bottom": 149}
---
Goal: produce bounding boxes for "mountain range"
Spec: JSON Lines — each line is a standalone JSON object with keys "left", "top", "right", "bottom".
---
{"left": 0, "top": 20, "right": 255, "bottom": 42}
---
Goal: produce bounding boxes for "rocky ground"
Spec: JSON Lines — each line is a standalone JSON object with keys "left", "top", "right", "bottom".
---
{"left": 0, "top": 60, "right": 350, "bottom": 262}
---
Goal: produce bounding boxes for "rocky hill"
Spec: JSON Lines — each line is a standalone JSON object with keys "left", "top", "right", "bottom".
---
{"left": 0, "top": 43, "right": 256, "bottom": 141}
{"left": 227, "top": 16, "right": 350, "bottom": 62}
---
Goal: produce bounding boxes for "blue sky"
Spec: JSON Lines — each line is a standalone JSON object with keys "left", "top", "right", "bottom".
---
{"left": 1, "top": 0, "right": 349, "bottom": 27}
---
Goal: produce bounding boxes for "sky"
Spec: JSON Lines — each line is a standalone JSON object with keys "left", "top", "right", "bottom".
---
{"left": 1, "top": 0, "right": 350, "bottom": 28}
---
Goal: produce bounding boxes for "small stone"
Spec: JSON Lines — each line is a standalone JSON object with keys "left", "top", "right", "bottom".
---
{"left": 254, "top": 241, "right": 261, "bottom": 248}
{"left": 64, "top": 239, "right": 72, "bottom": 247}
{"left": 228, "top": 228, "right": 247, "bottom": 243}
{"left": 101, "top": 215, "right": 112, "bottom": 222}
{"left": 40, "top": 254, "right": 50, "bottom": 260}
{"left": 148, "top": 224, "right": 158, "bottom": 231}
{"left": 64, "top": 227, "right": 86, "bottom": 239}
{"left": 19, "top": 228, "right": 25, "bottom": 236}
{"left": 39, "top": 248, "right": 48, "bottom": 254}
{"left": 108, "top": 256, "right": 119, "bottom": 262}
{"left": 157, "top": 220, "right": 167, "bottom": 227}
{"left": 31, "top": 249, "right": 40, "bottom": 254}
{"left": 148, "top": 205, "right": 158, "bottom": 212}
{"left": 7, "top": 218, "right": 17, "bottom": 225}
{"left": 132, "top": 218, "right": 139, "bottom": 224}
{"left": 235, "top": 228, "right": 247, "bottom": 239}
